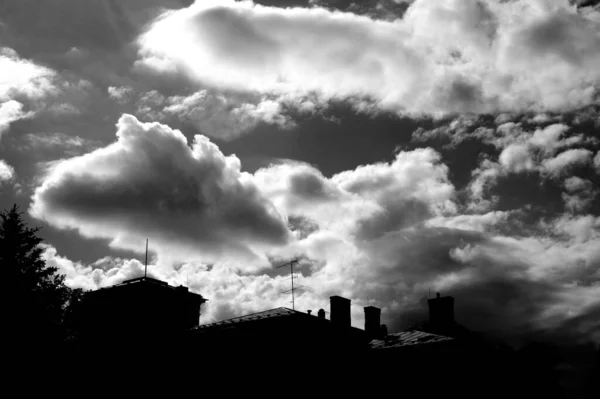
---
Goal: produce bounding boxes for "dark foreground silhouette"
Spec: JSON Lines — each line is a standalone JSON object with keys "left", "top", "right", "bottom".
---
{"left": 3, "top": 204, "right": 598, "bottom": 397}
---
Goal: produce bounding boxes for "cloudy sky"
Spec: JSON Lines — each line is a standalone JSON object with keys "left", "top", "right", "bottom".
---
{"left": 1, "top": 0, "right": 599, "bottom": 344}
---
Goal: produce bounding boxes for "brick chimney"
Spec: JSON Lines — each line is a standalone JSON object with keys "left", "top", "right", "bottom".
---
{"left": 427, "top": 292, "right": 454, "bottom": 332}
{"left": 364, "top": 306, "right": 381, "bottom": 340}
{"left": 330, "top": 296, "right": 351, "bottom": 328}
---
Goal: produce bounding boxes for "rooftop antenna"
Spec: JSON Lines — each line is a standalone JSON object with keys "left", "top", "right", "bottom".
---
{"left": 144, "top": 239, "right": 148, "bottom": 278}
{"left": 277, "top": 259, "right": 303, "bottom": 311}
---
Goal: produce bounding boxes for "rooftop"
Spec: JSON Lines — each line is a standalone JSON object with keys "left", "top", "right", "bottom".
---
{"left": 191, "top": 306, "right": 367, "bottom": 335}
{"left": 192, "top": 307, "right": 298, "bottom": 330}
{"left": 369, "top": 330, "right": 454, "bottom": 349}
{"left": 91, "top": 276, "right": 205, "bottom": 298}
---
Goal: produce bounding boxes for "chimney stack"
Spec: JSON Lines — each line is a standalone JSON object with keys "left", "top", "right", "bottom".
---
{"left": 427, "top": 292, "right": 454, "bottom": 332}
{"left": 330, "top": 296, "right": 351, "bottom": 328}
{"left": 317, "top": 309, "right": 326, "bottom": 319}
{"left": 364, "top": 306, "right": 381, "bottom": 340}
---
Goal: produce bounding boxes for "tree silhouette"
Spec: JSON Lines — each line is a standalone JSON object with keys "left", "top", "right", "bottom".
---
{"left": 1, "top": 204, "right": 83, "bottom": 361}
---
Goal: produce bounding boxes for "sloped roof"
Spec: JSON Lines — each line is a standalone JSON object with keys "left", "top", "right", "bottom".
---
{"left": 192, "top": 307, "right": 298, "bottom": 330}
{"left": 192, "top": 307, "right": 367, "bottom": 336}
{"left": 369, "top": 330, "right": 453, "bottom": 349}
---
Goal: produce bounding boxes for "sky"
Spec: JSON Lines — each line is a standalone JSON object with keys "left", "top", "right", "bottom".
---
{"left": 1, "top": 0, "right": 599, "bottom": 345}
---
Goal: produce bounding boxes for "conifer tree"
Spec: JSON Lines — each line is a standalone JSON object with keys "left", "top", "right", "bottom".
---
{"left": 0, "top": 204, "right": 81, "bottom": 355}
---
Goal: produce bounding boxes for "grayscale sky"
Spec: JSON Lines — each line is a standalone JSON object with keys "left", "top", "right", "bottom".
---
{"left": 1, "top": 0, "right": 599, "bottom": 343}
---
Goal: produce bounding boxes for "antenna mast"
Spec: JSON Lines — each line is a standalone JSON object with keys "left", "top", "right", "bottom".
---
{"left": 144, "top": 239, "right": 148, "bottom": 278}
{"left": 277, "top": 259, "right": 302, "bottom": 310}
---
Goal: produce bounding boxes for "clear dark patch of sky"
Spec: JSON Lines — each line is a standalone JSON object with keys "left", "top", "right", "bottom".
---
{"left": 216, "top": 104, "right": 424, "bottom": 177}
{"left": 253, "top": 0, "right": 310, "bottom": 7}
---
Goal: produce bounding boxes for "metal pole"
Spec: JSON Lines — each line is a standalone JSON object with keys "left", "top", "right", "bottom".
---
{"left": 291, "top": 262, "right": 294, "bottom": 311}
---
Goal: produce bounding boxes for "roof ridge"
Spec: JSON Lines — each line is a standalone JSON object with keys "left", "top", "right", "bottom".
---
{"left": 193, "top": 307, "right": 296, "bottom": 330}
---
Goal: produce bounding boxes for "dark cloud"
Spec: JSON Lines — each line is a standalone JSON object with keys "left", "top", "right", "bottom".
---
{"left": 517, "top": 10, "right": 600, "bottom": 67}
{"left": 549, "top": 303, "right": 600, "bottom": 343}
{"left": 570, "top": 0, "right": 600, "bottom": 8}
{"left": 289, "top": 170, "right": 336, "bottom": 200}
{"left": 355, "top": 199, "right": 432, "bottom": 240}
{"left": 368, "top": 223, "right": 600, "bottom": 344}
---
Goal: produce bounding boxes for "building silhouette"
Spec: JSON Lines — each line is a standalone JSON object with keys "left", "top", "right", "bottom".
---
{"left": 78, "top": 276, "right": 206, "bottom": 347}
{"left": 71, "top": 279, "right": 595, "bottom": 398}
{"left": 183, "top": 295, "right": 382, "bottom": 370}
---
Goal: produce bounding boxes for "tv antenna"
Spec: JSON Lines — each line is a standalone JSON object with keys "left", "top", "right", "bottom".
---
{"left": 277, "top": 259, "right": 303, "bottom": 311}
{"left": 144, "top": 239, "right": 149, "bottom": 278}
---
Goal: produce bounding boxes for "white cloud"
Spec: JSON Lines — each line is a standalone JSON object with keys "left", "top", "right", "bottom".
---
{"left": 254, "top": 147, "right": 456, "bottom": 239}
{"left": 594, "top": 151, "right": 600, "bottom": 172}
{"left": 254, "top": 161, "right": 381, "bottom": 235}
{"left": 426, "top": 211, "right": 511, "bottom": 232}
{"left": 137, "top": 0, "right": 600, "bottom": 118}
{"left": 0, "top": 47, "right": 57, "bottom": 101}
{"left": 466, "top": 159, "right": 502, "bottom": 211}
{"left": 529, "top": 123, "right": 570, "bottom": 150}
{"left": 107, "top": 85, "right": 135, "bottom": 105}
{"left": 498, "top": 143, "right": 535, "bottom": 172}
{"left": 457, "top": 122, "right": 597, "bottom": 207}
{"left": 0, "top": 100, "right": 29, "bottom": 135}
{"left": 0, "top": 47, "right": 59, "bottom": 137}
{"left": 550, "top": 214, "right": 600, "bottom": 243}
{"left": 0, "top": 159, "right": 15, "bottom": 183}
{"left": 542, "top": 148, "right": 593, "bottom": 176}
{"left": 163, "top": 90, "right": 294, "bottom": 140}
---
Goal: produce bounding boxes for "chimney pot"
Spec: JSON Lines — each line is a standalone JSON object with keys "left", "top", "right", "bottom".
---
{"left": 364, "top": 306, "right": 382, "bottom": 339}
{"left": 307, "top": 310, "right": 312, "bottom": 315}
{"left": 317, "top": 309, "right": 325, "bottom": 319}
{"left": 380, "top": 324, "right": 388, "bottom": 337}
{"left": 436, "top": 292, "right": 440, "bottom": 298}
{"left": 428, "top": 293, "right": 455, "bottom": 333}
{"left": 330, "top": 296, "right": 351, "bottom": 328}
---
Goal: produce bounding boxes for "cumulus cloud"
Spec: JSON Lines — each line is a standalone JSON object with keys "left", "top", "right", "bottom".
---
{"left": 0, "top": 159, "right": 15, "bottom": 183}
{"left": 255, "top": 147, "right": 456, "bottom": 240}
{"left": 562, "top": 176, "right": 597, "bottom": 212}
{"left": 0, "top": 47, "right": 57, "bottom": 137}
{"left": 542, "top": 148, "right": 594, "bottom": 176}
{"left": 137, "top": 0, "right": 600, "bottom": 120}
{"left": 30, "top": 114, "right": 292, "bottom": 265}
{"left": 452, "top": 122, "right": 599, "bottom": 208}
{"left": 0, "top": 100, "right": 28, "bottom": 134}
{"left": 498, "top": 143, "right": 536, "bottom": 173}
